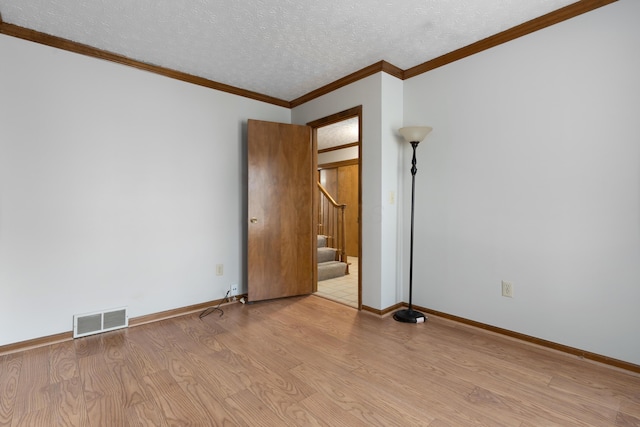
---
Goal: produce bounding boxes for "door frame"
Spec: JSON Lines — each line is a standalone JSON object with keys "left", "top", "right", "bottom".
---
{"left": 307, "top": 106, "right": 362, "bottom": 309}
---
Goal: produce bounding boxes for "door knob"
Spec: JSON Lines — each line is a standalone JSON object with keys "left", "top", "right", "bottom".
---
{"left": 250, "top": 217, "right": 258, "bottom": 223}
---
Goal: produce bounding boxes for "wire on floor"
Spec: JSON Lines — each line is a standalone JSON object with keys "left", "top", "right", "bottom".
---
{"left": 199, "top": 290, "right": 230, "bottom": 319}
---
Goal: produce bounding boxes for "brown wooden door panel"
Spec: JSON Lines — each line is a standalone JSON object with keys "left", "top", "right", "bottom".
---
{"left": 338, "top": 164, "right": 360, "bottom": 257}
{"left": 319, "top": 164, "right": 360, "bottom": 258}
{"left": 320, "top": 168, "right": 338, "bottom": 198}
{"left": 247, "top": 119, "right": 316, "bottom": 302}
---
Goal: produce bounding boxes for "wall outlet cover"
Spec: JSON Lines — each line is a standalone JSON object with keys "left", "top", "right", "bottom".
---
{"left": 501, "top": 280, "right": 514, "bottom": 298}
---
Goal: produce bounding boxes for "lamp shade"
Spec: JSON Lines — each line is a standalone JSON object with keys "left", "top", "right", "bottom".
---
{"left": 399, "top": 126, "right": 432, "bottom": 143}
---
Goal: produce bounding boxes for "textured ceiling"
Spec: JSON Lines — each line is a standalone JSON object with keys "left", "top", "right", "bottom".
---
{"left": 0, "top": 0, "right": 579, "bottom": 101}
{"left": 317, "top": 117, "right": 359, "bottom": 151}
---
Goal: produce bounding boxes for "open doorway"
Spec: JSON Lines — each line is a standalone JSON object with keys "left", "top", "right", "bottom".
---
{"left": 307, "top": 107, "right": 362, "bottom": 309}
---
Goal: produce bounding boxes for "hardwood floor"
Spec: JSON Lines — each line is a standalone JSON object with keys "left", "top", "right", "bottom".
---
{"left": 1, "top": 295, "right": 639, "bottom": 426}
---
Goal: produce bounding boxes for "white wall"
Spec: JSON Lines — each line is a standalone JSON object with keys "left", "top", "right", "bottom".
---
{"left": 293, "top": 73, "right": 405, "bottom": 310}
{"left": 380, "top": 75, "right": 405, "bottom": 308}
{"left": 0, "top": 34, "right": 290, "bottom": 346}
{"left": 403, "top": 0, "right": 640, "bottom": 364}
{"left": 318, "top": 146, "right": 358, "bottom": 165}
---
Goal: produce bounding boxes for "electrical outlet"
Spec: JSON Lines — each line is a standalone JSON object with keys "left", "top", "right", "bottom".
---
{"left": 501, "top": 280, "right": 514, "bottom": 298}
{"left": 230, "top": 283, "right": 238, "bottom": 297}
{"left": 216, "top": 264, "right": 223, "bottom": 276}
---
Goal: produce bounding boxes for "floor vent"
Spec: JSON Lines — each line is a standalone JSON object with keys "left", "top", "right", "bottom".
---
{"left": 73, "top": 307, "right": 128, "bottom": 338}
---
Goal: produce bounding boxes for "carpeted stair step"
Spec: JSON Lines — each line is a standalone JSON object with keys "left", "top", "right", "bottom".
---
{"left": 317, "top": 247, "right": 337, "bottom": 263}
{"left": 318, "top": 261, "right": 347, "bottom": 281}
{"left": 317, "top": 235, "right": 328, "bottom": 248}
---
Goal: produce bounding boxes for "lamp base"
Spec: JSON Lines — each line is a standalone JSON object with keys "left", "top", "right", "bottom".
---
{"left": 393, "top": 308, "right": 427, "bottom": 323}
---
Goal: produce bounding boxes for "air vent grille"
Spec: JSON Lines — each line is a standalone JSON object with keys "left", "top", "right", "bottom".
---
{"left": 73, "top": 307, "right": 128, "bottom": 338}
{"left": 76, "top": 314, "right": 102, "bottom": 336}
{"left": 104, "top": 309, "right": 127, "bottom": 329}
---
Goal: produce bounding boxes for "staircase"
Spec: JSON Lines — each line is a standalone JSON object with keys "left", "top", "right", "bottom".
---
{"left": 317, "top": 235, "right": 348, "bottom": 281}
{"left": 317, "top": 180, "right": 349, "bottom": 281}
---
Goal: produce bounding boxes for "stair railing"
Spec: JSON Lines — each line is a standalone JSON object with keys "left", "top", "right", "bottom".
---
{"left": 317, "top": 181, "right": 348, "bottom": 269}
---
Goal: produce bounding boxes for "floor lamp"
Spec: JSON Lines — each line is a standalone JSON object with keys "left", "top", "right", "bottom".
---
{"left": 393, "top": 126, "right": 433, "bottom": 324}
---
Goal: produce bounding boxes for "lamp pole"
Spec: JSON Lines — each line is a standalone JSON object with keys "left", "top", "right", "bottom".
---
{"left": 394, "top": 126, "right": 432, "bottom": 324}
{"left": 408, "top": 140, "right": 419, "bottom": 312}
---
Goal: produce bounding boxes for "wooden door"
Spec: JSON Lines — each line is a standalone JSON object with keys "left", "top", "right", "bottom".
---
{"left": 338, "top": 164, "right": 359, "bottom": 257}
{"left": 247, "top": 119, "right": 316, "bottom": 302}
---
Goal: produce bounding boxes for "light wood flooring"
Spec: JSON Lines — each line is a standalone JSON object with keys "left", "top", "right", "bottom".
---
{"left": 1, "top": 295, "right": 639, "bottom": 426}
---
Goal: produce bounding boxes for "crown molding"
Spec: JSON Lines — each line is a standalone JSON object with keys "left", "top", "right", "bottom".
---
{"left": 0, "top": 0, "right": 618, "bottom": 108}
{"left": 0, "top": 21, "right": 291, "bottom": 108}
{"left": 289, "top": 60, "right": 402, "bottom": 108}
{"left": 404, "top": 0, "right": 617, "bottom": 79}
